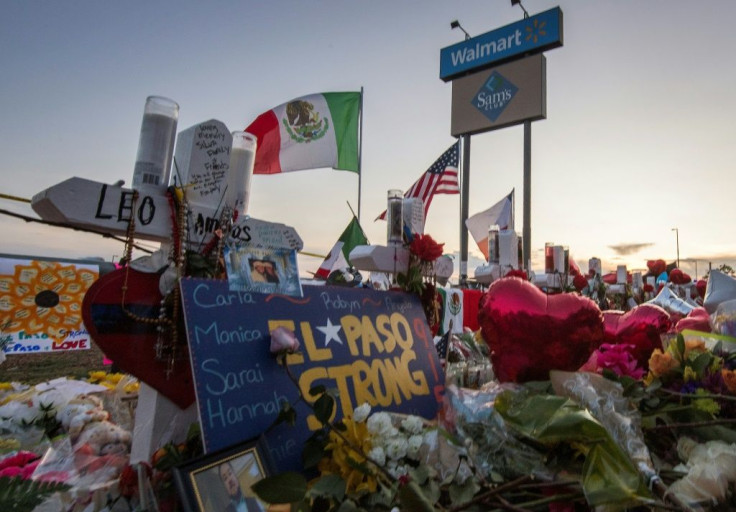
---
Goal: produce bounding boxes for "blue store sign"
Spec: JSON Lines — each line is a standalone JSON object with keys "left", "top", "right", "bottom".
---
{"left": 440, "top": 7, "right": 563, "bottom": 81}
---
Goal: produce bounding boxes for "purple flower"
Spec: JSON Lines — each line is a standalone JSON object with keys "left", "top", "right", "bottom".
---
{"left": 269, "top": 327, "right": 300, "bottom": 354}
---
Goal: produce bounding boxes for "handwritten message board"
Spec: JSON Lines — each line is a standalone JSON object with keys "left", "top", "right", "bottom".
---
{"left": 173, "top": 120, "right": 232, "bottom": 206}
{"left": 180, "top": 279, "right": 444, "bottom": 472}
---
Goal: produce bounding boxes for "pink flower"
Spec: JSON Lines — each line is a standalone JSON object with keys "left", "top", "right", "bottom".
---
{"left": 270, "top": 327, "right": 300, "bottom": 354}
{"left": 580, "top": 343, "right": 645, "bottom": 379}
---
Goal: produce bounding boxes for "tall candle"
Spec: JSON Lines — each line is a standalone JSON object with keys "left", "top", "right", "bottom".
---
{"left": 226, "top": 132, "right": 257, "bottom": 215}
{"left": 132, "top": 96, "right": 179, "bottom": 190}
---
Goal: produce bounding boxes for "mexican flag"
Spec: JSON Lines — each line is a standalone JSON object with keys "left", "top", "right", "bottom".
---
{"left": 245, "top": 92, "right": 361, "bottom": 175}
{"left": 315, "top": 216, "right": 368, "bottom": 279}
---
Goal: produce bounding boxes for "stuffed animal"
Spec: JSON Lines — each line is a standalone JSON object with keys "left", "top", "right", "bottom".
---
{"left": 56, "top": 394, "right": 110, "bottom": 439}
{"left": 75, "top": 420, "right": 132, "bottom": 456}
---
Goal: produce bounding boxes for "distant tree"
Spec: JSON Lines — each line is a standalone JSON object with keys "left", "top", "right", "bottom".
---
{"left": 703, "top": 264, "right": 735, "bottom": 280}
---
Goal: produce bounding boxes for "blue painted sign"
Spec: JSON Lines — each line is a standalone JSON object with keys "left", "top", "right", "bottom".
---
{"left": 180, "top": 279, "right": 444, "bottom": 472}
{"left": 440, "top": 7, "right": 563, "bottom": 81}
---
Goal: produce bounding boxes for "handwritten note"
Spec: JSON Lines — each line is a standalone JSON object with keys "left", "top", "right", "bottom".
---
{"left": 173, "top": 120, "right": 232, "bottom": 207}
{"left": 180, "top": 280, "right": 444, "bottom": 472}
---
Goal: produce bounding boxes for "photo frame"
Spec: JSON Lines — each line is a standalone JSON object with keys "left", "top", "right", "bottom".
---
{"left": 224, "top": 244, "right": 303, "bottom": 297}
{"left": 173, "top": 435, "right": 275, "bottom": 512}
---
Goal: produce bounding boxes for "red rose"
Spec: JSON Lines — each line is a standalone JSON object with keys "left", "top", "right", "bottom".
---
{"left": 409, "top": 234, "right": 444, "bottom": 262}
{"left": 573, "top": 274, "right": 588, "bottom": 292}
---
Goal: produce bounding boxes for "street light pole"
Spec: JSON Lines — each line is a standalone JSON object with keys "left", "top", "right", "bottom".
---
{"left": 672, "top": 228, "right": 680, "bottom": 268}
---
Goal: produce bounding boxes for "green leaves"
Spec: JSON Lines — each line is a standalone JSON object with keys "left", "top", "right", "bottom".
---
{"left": 252, "top": 471, "right": 308, "bottom": 504}
{"left": 313, "top": 393, "right": 335, "bottom": 425}
{"left": 0, "top": 476, "right": 69, "bottom": 512}
{"left": 308, "top": 474, "right": 346, "bottom": 502}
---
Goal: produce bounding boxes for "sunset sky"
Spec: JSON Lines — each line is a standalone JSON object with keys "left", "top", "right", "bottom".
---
{"left": 1, "top": 0, "right": 734, "bottom": 281}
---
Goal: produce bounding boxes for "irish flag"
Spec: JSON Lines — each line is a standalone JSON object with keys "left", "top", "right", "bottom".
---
{"left": 245, "top": 92, "right": 361, "bottom": 175}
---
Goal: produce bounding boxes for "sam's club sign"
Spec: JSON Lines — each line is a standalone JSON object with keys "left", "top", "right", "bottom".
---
{"left": 473, "top": 72, "right": 518, "bottom": 122}
{"left": 440, "top": 7, "right": 563, "bottom": 81}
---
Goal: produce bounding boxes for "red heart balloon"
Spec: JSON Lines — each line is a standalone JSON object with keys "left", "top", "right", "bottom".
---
{"left": 479, "top": 277, "right": 604, "bottom": 383}
{"left": 602, "top": 304, "right": 670, "bottom": 367}
{"left": 82, "top": 268, "right": 195, "bottom": 408}
{"left": 675, "top": 307, "right": 711, "bottom": 333}
{"left": 695, "top": 279, "right": 707, "bottom": 299}
{"left": 647, "top": 259, "right": 667, "bottom": 276}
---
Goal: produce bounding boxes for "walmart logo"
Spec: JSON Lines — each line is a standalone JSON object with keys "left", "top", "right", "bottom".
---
{"left": 471, "top": 72, "right": 518, "bottom": 122}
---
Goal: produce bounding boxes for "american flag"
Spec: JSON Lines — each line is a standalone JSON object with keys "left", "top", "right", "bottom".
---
{"left": 376, "top": 142, "right": 460, "bottom": 220}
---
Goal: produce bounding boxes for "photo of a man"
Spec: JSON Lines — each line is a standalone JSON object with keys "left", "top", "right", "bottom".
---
{"left": 218, "top": 459, "right": 265, "bottom": 512}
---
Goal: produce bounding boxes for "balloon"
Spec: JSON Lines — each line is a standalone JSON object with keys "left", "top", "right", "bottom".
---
{"left": 695, "top": 279, "right": 708, "bottom": 299}
{"left": 703, "top": 270, "right": 736, "bottom": 314}
{"left": 647, "top": 259, "right": 667, "bottom": 276}
{"left": 674, "top": 307, "right": 711, "bottom": 333}
{"left": 669, "top": 268, "right": 692, "bottom": 285}
{"left": 602, "top": 304, "right": 671, "bottom": 366}
{"left": 656, "top": 271, "right": 668, "bottom": 284}
{"left": 647, "top": 285, "right": 695, "bottom": 316}
{"left": 478, "top": 277, "right": 604, "bottom": 383}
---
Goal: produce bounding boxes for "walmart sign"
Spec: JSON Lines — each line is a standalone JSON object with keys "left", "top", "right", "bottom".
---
{"left": 440, "top": 7, "right": 563, "bottom": 81}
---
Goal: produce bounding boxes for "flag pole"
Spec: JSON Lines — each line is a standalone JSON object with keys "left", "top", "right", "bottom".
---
{"left": 459, "top": 134, "right": 470, "bottom": 287}
{"left": 357, "top": 86, "right": 364, "bottom": 222}
{"left": 347, "top": 200, "right": 369, "bottom": 243}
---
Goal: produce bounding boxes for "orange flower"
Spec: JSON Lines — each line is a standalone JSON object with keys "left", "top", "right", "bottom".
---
{"left": 683, "top": 339, "right": 707, "bottom": 358}
{"left": 648, "top": 349, "right": 679, "bottom": 377}
{"left": 722, "top": 369, "right": 736, "bottom": 393}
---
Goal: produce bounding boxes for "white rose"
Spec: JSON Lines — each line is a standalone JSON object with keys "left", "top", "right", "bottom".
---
{"left": 353, "top": 403, "right": 371, "bottom": 423}
{"left": 368, "top": 446, "right": 386, "bottom": 466}
{"left": 400, "top": 415, "right": 424, "bottom": 435}
{"left": 385, "top": 437, "right": 409, "bottom": 461}
{"left": 367, "top": 412, "right": 393, "bottom": 437}
{"left": 388, "top": 463, "right": 409, "bottom": 479}
{"left": 407, "top": 434, "right": 423, "bottom": 460}
{"left": 668, "top": 463, "right": 729, "bottom": 505}
{"left": 688, "top": 440, "right": 736, "bottom": 482}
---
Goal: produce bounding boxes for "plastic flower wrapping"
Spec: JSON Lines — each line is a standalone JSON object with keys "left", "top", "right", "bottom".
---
{"left": 0, "top": 374, "right": 137, "bottom": 511}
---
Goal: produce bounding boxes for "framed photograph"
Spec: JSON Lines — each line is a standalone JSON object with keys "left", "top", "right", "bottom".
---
{"left": 224, "top": 245, "right": 303, "bottom": 297}
{"left": 173, "top": 436, "right": 275, "bottom": 512}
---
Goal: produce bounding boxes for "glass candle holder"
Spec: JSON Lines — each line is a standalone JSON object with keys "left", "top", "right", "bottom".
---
{"left": 132, "top": 96, "right": 179, "bottom": 189}
{"left": 387, "top": 189, "right": 403, "bottom": 246}
{"left": 517, "top": 233, "right": 524, "bottom": 269}
{"left": 226, "top": 131, "right": 257, "bottom": 215}
{"left": 544, "top": 242, "right": 555, "bottom": 274}
{"left": 488, "top": 225, "right": 500, "bottom": 264}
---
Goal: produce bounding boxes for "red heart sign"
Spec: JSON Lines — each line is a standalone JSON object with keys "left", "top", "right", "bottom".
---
{"left": 478, "top": 277, "right": 604, "bottom": 383}
{"left": 82, "top": 268, "right": 195, "bottom": 408}
{"left": 602, "top": 304, "right": 670, "bottom": 367}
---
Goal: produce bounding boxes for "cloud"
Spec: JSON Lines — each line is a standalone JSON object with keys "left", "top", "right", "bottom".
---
{"left": 608, "top": 243, "right": 654, "bottom": 256}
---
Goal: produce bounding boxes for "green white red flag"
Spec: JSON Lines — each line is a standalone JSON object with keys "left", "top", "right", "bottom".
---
{"left": 244, "top": 92, "right": 360, "bottom": 175}
{"left": 315, "top": 216, "right": 368, "bottom": 279}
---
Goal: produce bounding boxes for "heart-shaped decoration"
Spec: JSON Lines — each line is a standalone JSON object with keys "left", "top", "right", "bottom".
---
{"left": 601, "top": 304, "right": 670, "bottom": 367}
{"left": 478, "top": 277, "right": 604, "bottom": 383}
{"left": 647, "top": 259, "right": 667, "bottom": 276}
{"left": 82, "top": 268, "right": 195, "bottom": 408}
{"left": 674, "top": 307, "right": 711, "bottom": 333}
